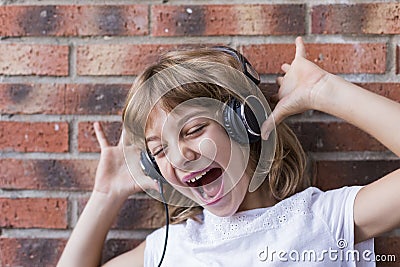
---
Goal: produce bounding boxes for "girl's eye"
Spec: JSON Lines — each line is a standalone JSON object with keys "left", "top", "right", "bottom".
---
{"left": 152, "top": 146, "right": 166, "bottom": 157}
{"left": 186, "top": 124, "right": 206, "bottom": 136}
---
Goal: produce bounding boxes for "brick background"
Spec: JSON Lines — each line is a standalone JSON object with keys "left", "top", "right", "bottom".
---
{"left": 312, "top": 3, "right": 400, "bottom": 34}
{"left": 0, "top": 198, "right": 68, "bottom": 229}
{"left": 0, "top": 159, "right": 97, "bottom": 190}
{"left": 0, "top": 1, "right": 399, "bottom": 266}
{"left": 0, "top": 5, "right": 149, "bottom": 37}
{"left": 0, "top": 238, "right": 66, "bottom": 267}
{"left": 243, "top": 43, "right": 387, "bottom": 74}
{"left": 0, "top": 122, "right": 69, "bottom": 152}
{"left": 151, "top": 4, "right": 306, "bottom": 36}
{"left": 0, "top": 44, "right": 69, "bottom": 76}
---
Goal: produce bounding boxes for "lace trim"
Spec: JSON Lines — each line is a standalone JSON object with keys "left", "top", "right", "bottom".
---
{"left": 184, "top": 188, "right": 314, "bottom": 244}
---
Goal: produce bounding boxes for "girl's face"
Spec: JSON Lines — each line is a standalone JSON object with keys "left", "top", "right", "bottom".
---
{"left": 145, "top": 104, "right": 253, "bottom": 217}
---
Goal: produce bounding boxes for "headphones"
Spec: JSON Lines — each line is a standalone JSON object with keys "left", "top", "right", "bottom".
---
{"left": 140, "top": 46, "right": 266, "bottom": 185}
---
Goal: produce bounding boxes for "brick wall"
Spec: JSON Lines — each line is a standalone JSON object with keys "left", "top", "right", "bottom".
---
{"left": 0, "top": 1, "right": 399, "bottom": 266}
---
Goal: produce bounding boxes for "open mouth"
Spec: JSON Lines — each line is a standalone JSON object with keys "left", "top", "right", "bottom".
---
{"left": 185, "top": 168, "right": 224, "bottom": 204}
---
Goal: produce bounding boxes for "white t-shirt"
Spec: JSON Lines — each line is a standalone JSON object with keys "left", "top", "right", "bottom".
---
{"left": 144, "top": 186, "right": 375, "bottom": 266}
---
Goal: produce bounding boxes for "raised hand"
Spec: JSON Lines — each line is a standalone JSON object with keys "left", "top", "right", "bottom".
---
{"left": 93, "top": 122, "right": 158, "bottom": 200}
{"left": 261, "top": 37, "right": 330, "bottom": 140}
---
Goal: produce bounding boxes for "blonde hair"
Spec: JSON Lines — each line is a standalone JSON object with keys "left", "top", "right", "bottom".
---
{"left": 122, "top": 47, "right": 310, "bottom": 224}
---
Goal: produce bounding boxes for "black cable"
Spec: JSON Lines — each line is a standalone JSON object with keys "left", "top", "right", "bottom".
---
{"left": 157, "top": 181, "right": 169, "bottom": 267}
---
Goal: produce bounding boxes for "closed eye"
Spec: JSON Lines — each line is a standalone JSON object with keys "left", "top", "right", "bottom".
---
{"left": 185, "top": 124, "right": 207, "bottom": 136}
{"left": 152, "top": 145, "right": 167, "bottom": 157}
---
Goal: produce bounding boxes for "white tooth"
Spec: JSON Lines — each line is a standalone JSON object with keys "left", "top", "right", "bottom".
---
{"left": 188, "top": 169, "right": 211, "bottom": 183}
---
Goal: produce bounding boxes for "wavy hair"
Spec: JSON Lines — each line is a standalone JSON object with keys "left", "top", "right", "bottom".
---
{"left": 122, "top": 47, "right": 310, "bottom": 224}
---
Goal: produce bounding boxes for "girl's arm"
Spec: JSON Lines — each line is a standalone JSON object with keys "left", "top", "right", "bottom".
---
{"left": 57, "top": 122, "right": 157, "bottom": 267}
{"left": 57, "top": 190, "right": 142, "bottom": 267}
{"left": 312, "top": 70, "right": 400, "bottom": 244}
{"left": 262, "top": 37, "right": 400, "bottom": 244}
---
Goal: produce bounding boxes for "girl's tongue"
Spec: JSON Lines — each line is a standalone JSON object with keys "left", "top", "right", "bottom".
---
{"left": 186, "top": 168, "right": 223, "bottom": 199}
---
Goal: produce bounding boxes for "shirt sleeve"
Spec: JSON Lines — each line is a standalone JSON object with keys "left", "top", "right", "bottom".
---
{"left": 144, "top": 227, "right": 165, "bottom": 267}
{"left": 311, "top": 186, "right": 375, "bottom": 266}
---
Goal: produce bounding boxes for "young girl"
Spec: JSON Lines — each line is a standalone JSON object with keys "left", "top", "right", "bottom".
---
{"left": 57, "top": 37, "right": 400, "bottom": 266}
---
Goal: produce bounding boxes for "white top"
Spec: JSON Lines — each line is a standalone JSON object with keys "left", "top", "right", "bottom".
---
{"left": 145, "top": 186, "right": 375, "bottom": 266}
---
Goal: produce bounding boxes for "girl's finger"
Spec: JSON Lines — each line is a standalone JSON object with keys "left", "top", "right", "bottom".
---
{"left": 281, "top": 63, "right": 291, "bottom": 73}
{"left": 94, "top": 122, "right": 109, "bottom": 149}
{"left": 261, "top": 99, "right": 290, "bottom": 140}
{"left": 295, "top": 36, "right": 306, "bottom": 58}
{"left": 261, "top": 115, "right": 275, "bottom": 141}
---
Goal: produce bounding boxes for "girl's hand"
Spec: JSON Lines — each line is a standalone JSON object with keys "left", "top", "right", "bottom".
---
{"left": 261, "top": 37, "right": 330, "bottom": 140}
{"left": 93, "top": 122, "right": 158, "bottom": 200}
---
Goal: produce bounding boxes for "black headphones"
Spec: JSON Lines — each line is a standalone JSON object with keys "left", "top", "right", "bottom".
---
{"left": 140, "top": 46, "right": 266, "bottom": 184}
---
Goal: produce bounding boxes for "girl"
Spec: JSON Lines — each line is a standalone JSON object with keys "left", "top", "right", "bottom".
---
{"left": 57, "top": 37, "right": 400, "bottom": 266}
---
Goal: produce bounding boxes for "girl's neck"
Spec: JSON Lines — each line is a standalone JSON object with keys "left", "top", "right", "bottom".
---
{"left": 237, "top": 183, "right": 277, "bottom": 212}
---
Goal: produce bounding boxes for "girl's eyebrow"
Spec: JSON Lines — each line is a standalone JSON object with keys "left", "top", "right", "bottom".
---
{"left": 178, "top": 110, "right": 211, "bottom": 124}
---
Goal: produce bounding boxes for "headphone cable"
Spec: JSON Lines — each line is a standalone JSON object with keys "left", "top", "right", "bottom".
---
{"left": 157, "top": 181, "right": 169, "bottom": 267}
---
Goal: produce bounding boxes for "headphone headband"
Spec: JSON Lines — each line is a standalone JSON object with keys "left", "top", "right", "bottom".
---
{"left": 212, "top": 46, "right": 261, "bottom": 85}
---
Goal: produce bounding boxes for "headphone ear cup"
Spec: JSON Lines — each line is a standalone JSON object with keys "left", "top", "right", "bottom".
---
{"left": 223, "top": 97, "right": 264, "bottom": 144}
{"left": 223, "top": 98, "right": 251, "bottom": 144}
{"left": 140, "top": 150, "right": 168, "bottom": 184}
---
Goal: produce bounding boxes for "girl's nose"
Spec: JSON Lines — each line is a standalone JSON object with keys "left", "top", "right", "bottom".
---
{"left": 168, "top": 142, "right": 198, "bottom": 170}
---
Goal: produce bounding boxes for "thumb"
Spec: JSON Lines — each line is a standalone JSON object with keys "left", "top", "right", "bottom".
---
{"left": 261, "top": 114, "right": 275, "bottom": 140}
{"left": 295, "top": 36, "right": 306, "bottom": 58}
{"left": 261, "top": 99, "right": 289, "bottom": 140}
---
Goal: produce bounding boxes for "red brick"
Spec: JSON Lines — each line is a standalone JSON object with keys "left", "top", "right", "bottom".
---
{"left": 1, "top": 83, "right": 396, "bottom": 115}
{"left": 359, "top": 83, "right": 400, "bottom": 103}
{"left": 290, "top": 122, "right": 385, "bottom": 152}
{"left": 151, "top": 4, "right": 305, "bottom": 36}
{"left": 242, "top": 43, "right": 386, "bottom": 74}
{"left": 0, "top": 238, "right": 66, "bottom": 267}
{"left": 0, "top": 159, "right": 97, "bottom": 190}
{"left": 315, "top": 160, "right": 400, "bottom": 191}
{"left": 0, "top": 5, "right": 148, "bottom": 37}
{"left": 242, "top": 44, "right": 293, "bottom": 74}
{"left": 0, "top": 121, "right": 68, "bottom": 153}
{"left": 76, "top": 44, "right": 203, "bottom": 76}
{"left": 65, "top": 84, "right": 130, "bottom": 114}
{"left": 0, "top": 198, "right": 67, "bottom": 228}
{"left": 312, "top": 4, "right": 400, "bottom": 34}
{"left": 78, "top": 121, "right": 122, "bottom": 152}
{"left": 101, "top": 239, "right": 143, "bottom": 264}
{"left": 0, "top": 44, "right": 69, "bottom": 76}
{"left": 0, "top": 83, "right": 130, "bottom": 115}
{"left": 375, "top": 236, "right": 400, "bottom": 267}
{"left": 0, "top": 84, "right": 66, "bottom": 114}
{"left": 77, "top": 197, "right": 165, "bottom": 230}
{"left": 260, "top": 82, "right": 400, "bottom": 105}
